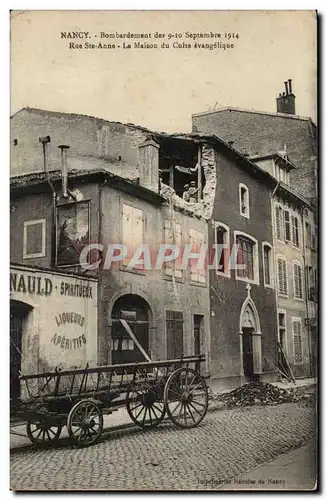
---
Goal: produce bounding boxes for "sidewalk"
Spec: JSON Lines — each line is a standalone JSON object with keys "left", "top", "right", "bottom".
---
{"left": 273, "top": 377, "right": 317, "bottom": 392}
{"left": 219, "top": 439, "right": 317, "bottom": 491}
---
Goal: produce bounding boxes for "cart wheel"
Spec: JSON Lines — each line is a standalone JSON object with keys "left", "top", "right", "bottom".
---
{"left": 26, "top": 421, "right": 62, "bottom": 446}
{"left": 126, "top": 383, "right": 166, "bottom": 428}
{"left": 164, "top": 367, "right": 208, "bottom": 429}
{"left": 67, "top": 400, "right": 103, "bottom": 447}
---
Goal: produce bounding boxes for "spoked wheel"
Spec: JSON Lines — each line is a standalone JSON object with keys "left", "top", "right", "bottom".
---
{"left": 67, "top": 400, "right": 103, "bottom": 447}
{"left": 126, "top": 383, "right": 166, "bottom": 429}
{"left": 26, "top": 420, "right": 62, "bottom": 446}
{"left": 164, "top": 367, "right": 208, "bottom": 429}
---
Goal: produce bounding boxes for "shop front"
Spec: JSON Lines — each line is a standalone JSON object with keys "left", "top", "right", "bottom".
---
{"left": 10, "top": 264, "right": 98, "bottom": 402}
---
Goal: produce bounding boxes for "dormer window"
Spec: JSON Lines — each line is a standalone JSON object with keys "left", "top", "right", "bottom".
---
{"left": 239, "top": 184, "right": 250, "bottom": 219}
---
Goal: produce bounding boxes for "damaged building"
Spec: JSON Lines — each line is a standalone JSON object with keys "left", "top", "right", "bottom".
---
{"left": 10, "top": 106, "right": 283, "bottom": 400}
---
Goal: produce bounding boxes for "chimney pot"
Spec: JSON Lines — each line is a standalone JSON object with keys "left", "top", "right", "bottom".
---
{"left": 276, "top": 80, "right": 296, "bottom": 115}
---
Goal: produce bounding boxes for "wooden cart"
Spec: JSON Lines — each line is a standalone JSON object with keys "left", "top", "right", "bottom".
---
{"left": 11, "top": 355, "right": 208, "bottom": 447}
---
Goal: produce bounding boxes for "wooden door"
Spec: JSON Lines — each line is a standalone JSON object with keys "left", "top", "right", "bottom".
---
{"left": 242, "top": 327, "right": 254, "bottom": 378}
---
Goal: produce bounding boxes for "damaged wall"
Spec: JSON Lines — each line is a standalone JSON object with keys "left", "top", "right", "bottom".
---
{"left": 159, "top": 143, "right": 216, "bottom": 221}
{"left": 10, "top": 108, "right": 150, "bottom": 181}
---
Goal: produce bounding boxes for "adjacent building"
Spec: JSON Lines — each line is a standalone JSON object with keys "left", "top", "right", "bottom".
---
{"left": 192, "top": 79, "right": 317, "bottom": 203}
{"left": 191, "top": 81, "right": 318, "bottom": 380}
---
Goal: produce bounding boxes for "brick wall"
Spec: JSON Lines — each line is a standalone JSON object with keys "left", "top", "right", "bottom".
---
{"left": 192, "top": 109, "right": 317, "bottom": 202}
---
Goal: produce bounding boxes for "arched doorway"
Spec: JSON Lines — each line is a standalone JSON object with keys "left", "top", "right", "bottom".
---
{"left": 10, "top": 300, "right": 32, "bottom": 403}
{"left": 239, "top": 285, "right": 262, "bottom": 380}
{"left": 111, "top": 294, "right": 151, "bottom": 365}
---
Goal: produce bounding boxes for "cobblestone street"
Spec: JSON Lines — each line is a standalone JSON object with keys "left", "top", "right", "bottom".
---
{"left": 10, "top": 402, "right": 316, "bottom": 491}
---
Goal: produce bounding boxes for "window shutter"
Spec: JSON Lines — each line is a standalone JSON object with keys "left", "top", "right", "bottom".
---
{"left": 189, "top": 229, "right": 199, "bottom": 282}
{"left": 122, "top": 204, "right": 144, "bottom": 268}
{"left": 164, "top": 220, "right": 174, "bottom": 276}
{"left": 311, "top": 227, "right": 317, "bottom": 250}
{"left": 166, "top": 311, "right": 184, "bottom": 359}
{"left": 275, "top": 206, "right": 282, "bottom": 240}
{"left": 291, "top": 216, "right": 299, "bottom": 246}
{"left": 133, "top": 207, "right": 144, "bottom": 270}
{"left": 175, "top": 222, "right": 183, "bottom": 278}
{"left": 284, "top": 210, "right": 291, "bottom": 241}
{"left": 277, "top": 258, "right": 288, "bottom": 295}
{"left": 122, "top": 204, "right": 134, "bottom": 267}
{"left": 293, "top": 263, "right": 303, "bottom": 299}
{"left": 292, "top": 320, "right": 303, "bottom": 364}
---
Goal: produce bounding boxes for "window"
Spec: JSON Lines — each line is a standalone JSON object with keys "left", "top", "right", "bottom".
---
{"left": 23, "top": 219, "right": 46, "bottom": 259}
{"left": 262, "top": 243, "right": 273, "bottom": 286}
{"left": 306, "top": 266, "right": 317, "bottom": 301}
{"left": 239, "top": 184, "right": 250, "bottom": 219}
{"left": 278, "top": 310, "right": 287, "bottom": 353}
{"left": 112, "top": 338, "right": 134, "bottom": 351}
{"left": 214, "top": 222, "right": 230, "bottom": 277}
{"left": 189, "top": 229, "right": 206, "bottom": 284}
{"left": 122, "top": 203, "right": 144, "bottom": 270}
{"left": 293, "top": 262, "right": 303, "bottom": 299}
{"left": 275, "top": 205, "right": 283, "bottom": 240}
{"left": 311, "top": 226, "right": 317, "bottom": 250}
{"left": 164, "top": 219, "right": 182, "bottom": 279}
{"left": 235, "top": 233, "right": 259, "bottom": 284}
{"left": 284, "top": 210, "right": 291, "bottom": 242}
{"left": 277, "top": 256, "right": 288, "bottom": 296}
{"left": 292, "top": 318, "right": 303, "bottom": 364}
{"left": 166, "top": 311, "right": 184, "bottom": 359}
{"left": 305, "top": 221, "right": 311, "bottom": 247}
{"left": 291, "top": 215, "right": 299, "bottom": 247}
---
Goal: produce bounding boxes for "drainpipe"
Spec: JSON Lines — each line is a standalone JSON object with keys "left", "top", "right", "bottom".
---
{"left": 301, "top": 205, "right": 312, "bottom": 375}
{"left": 39, "top": 136, "right": 57, "bottom": 267}
{"left": 271, "top": 180, "right": 280, "bottom": 374}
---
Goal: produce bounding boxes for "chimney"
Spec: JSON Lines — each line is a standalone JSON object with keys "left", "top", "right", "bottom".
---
{"left": 276, "top": 79, "right": 296, "bottom": 115}
{"left": 39, "top": 136, "right": 51, "bottom": 176}
{"left": 138, "top": 137, "right": 160, "bottom": 193}
{"left": 58, "top": 145, "right": 70, "bottom": 198}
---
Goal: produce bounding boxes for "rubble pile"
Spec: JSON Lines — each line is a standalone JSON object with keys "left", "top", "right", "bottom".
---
{"left": 209, "top": 381, "right": 316, "bottom": 409}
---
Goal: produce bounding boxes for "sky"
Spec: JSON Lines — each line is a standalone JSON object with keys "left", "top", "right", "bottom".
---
{"left": 10, "top": 10, "right": 317, "bottom": 133}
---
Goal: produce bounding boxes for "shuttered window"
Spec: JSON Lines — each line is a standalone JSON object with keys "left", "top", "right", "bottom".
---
{"left": 291, "top": 215, "right": 299, "bottom": 247}
{"left": 311, "top": 226, "right": 317, "bottom": 250}
{"left": 275, "top": 206, "right": 283, "bottom": 240}
{"left": 292, "top": 319, "right": 303, "bottom": 364}
{"left": 284, "top": 210, "right": 291, "bottom": 241}
{"left": 305, "top": 222, "right": 311, "bottom": 247}
{"left": 263, "top": 245, "right": 272, "bottom": 286}
{"left": 166, "top": 311, "right": 184, "bottom": 359}
{"left": 164, "top": 220, "right": 182, "bottom": 278}
{"left": 189, "top": 229, "right": 206, "bottom": 283}
{"left": 122, "top": 204, "right": 144, "bottom": 269}
{"left": 277, "top": 257, "right": 288, "bottom": 296}
{"left": 293, "top": 263, "right": 303, "bottom": 299}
